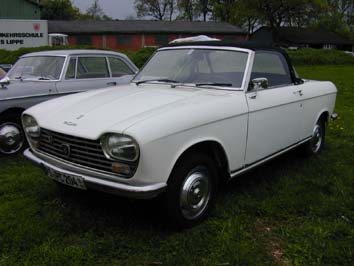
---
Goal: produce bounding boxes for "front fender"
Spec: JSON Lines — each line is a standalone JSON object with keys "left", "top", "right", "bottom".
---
{"left": 130, "top": 113, "right": 248, "bottom": 185}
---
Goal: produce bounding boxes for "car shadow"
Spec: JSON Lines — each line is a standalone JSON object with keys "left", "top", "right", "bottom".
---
{"left": 46, "top": 146, "right": 308, "bottom": 232}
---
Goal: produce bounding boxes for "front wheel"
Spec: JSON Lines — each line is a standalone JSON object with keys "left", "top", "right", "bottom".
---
{"left": 164, "top": 152, "right": 218, "bottom": 229}
{"left": 0, "top": 115, "right": 27, "bottom": 155}
{"left": 303, "top": 118, "right": 325, "bottom": 156}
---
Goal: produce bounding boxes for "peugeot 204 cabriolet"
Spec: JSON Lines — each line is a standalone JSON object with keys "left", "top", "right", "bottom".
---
{"left": 22, "top": 41, "right": 337, "bottom": 228}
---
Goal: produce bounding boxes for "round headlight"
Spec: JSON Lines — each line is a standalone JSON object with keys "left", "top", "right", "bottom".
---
{"left": 22, "top": 114, "right": 40, "bottom": 138}
{"left": 101, "top": 133, "right": 139, "bottom": 162}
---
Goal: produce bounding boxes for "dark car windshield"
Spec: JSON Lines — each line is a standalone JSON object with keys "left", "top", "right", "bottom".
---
{"left": 133, "top": 48, "right": 249, "bottom": 89}
{"left": 7, "top": 56, "right": 65, "bottom": 80}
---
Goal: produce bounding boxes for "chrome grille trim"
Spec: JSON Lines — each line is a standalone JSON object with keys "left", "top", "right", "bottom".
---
{"left": 36, "top": 128, "right": 137, "bottom": 178}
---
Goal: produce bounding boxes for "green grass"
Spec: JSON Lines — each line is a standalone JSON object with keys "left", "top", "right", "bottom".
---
{"left": 0, "top": 65, "right": 353, "bottom": 266}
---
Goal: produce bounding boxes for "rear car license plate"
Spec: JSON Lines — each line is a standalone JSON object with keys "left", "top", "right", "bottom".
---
{"left": 45, "top": 167, "right": 86, "bottom": 190}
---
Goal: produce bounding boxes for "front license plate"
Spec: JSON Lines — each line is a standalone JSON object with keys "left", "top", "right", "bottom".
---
{"left": 45, "top": 167, "right": 86, "bottom": 190}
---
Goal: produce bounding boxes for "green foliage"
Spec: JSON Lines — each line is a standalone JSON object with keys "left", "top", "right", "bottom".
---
{"left": 0, "top": 65, "right": 353, "bottom": 265}
{"left": 210, "top": 0, "right": 353, "bottom": 37}
{"left": 288, "top": 48, "right": 354, "bottom": 65}
{"left": 125, "top": 47, "right": 157, "bottom": 68}
{"left": 134, "top": 0, "right": 176, "bottom": 21}
{"left": 41, "top": 0, "right": 82, "bottom": 20}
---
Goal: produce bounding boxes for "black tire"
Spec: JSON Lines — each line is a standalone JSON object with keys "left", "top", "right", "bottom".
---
{"left": 0, "top": 113, "right": 27, "bottom": 156}
{"left": 303, "top": 118, "right": 326, "bottom": 156}
{"left": 163, "top": 152, "right": 218, "bottom": 229}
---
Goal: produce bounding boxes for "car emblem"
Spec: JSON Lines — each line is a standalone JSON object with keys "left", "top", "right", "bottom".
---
{"left": 63, "top": 121, "right": 77, "bottom": 126}
{"left": 44, "top": 134, "right": 53, "bottom": 144}
{"left": 61, "top": 144, "right": 71, "bottom": 158}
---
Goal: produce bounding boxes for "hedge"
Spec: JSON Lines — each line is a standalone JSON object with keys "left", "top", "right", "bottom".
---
{"left": 0, "top": 45, "right": 156, "bottom": 68}
{"left": 287, "top": 48, "right": 354, "bottom": 65}
{"left": 0, "top": 46, "right": 353, "bottom": 68}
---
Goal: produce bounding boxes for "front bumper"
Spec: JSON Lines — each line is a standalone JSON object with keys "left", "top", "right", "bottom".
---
{"left": 24, "top": 149, "right": 167, "bottom": 199}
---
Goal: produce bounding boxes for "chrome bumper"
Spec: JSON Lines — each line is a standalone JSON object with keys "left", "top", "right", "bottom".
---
{"left": 24, "top": 149, "right": 167, "bottom": 199}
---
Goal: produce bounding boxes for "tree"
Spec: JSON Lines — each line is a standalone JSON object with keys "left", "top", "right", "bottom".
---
{"left": 86, "top": 0, "right": 112, "bottom": 20}
{"left": 198, "top": 0, "right": 212, "bottom": 21}
{"left": 134, "top": 0, "right": 176, "bottom": 20}
{"left": 41, "top": 0, "right": 81, "bottom": 20}
{"left": 315, "top": 0, "right": 354, "bottom": 35}
{"left": 210, "top": 0, "right": 326, "bottom": 33}
{"left": 177, "top": 0, "right": 212, "bottom": 21}
{"left": 177, "top": 0, "right": 196, "bottom": 21}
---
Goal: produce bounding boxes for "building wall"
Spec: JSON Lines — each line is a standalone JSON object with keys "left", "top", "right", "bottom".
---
{"left": 68, "top": 33, "right": 248, "bottom": 50}
{"left": 0, "top": 0, "right": 40, "bottom": 19}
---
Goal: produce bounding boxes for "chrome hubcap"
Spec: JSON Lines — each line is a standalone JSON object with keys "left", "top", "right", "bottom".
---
{"left": 311, "top": 124, "right": 322, "bottom": 153}
{"left": 180, "top": 166, "right": 210, "bottom": 220}
{"left": 0, "top": 123, "right": 24, "bottom": 154}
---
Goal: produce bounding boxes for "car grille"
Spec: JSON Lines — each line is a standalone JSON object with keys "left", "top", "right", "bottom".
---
{"left": 36, "top": 128, "right": 136, "bottom": 178}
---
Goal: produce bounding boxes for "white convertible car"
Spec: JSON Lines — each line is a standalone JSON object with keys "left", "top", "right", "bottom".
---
{"left": 23, "top": 41, "right": 337, "bottom": 228}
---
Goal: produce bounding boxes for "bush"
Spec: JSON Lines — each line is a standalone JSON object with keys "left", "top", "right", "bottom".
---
{"left": 0, "top": 46, "right": 157, "bottom": 68}
{"left": 288, "top": 48, "right": 354, "bottom": 65}
{"left": 124, "top": 47, "right": 157, "bottom": 68}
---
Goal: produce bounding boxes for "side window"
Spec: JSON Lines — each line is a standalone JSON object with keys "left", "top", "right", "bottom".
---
{"left": 251, "top": 51, "right": 292, "bottom": 87}
{"left": 65, "top": 57, "right": 76, "bottom": 79}
{"left": 109, "top": 57, "right": 134, "bottom": 77}
{"left": 76, "top": 57, "right": 109, "bottom": 79}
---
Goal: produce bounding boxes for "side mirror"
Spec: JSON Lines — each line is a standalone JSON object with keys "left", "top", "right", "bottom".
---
{"left": 0, "top": 76, "right": 10, "bottom": 88}
{"left": 249, "top": 77, "right": 268, "bottom": 99}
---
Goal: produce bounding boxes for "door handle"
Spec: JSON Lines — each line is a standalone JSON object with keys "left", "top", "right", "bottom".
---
{"left": 107, "top": 81, "right": 117, "bottom": 86}
{"left": 293, "top": 89, "right": 303, "bottom": 96}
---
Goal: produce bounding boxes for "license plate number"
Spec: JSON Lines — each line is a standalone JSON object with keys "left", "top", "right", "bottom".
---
{"left": 45, "top": 167, "right": 86, "bottom": 190}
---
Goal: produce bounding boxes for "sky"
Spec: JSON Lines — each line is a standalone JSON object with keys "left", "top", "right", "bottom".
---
{"left": 72, "top": 0, "right": 136, "bottom": 20}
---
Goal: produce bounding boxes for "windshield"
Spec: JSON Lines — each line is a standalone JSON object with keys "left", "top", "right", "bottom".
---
{"left": 7, "top": 56, "right": 65, "bottom": 80}
{"left": 133, "top": 48, "right": 249, "bottom": 88}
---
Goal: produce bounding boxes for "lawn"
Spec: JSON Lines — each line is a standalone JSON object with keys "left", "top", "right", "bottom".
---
{"left": 0, "top": 65, "right": 353, "bottom": 266}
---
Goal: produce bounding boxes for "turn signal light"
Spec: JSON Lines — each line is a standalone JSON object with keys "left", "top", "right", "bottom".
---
{"left": 111, "top": 162, "right": 131, "bottom": 175}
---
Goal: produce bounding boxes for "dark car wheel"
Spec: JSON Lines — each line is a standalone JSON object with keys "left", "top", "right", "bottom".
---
{"left": 304, "top": 118, "right": 325, "bottom": 156}
{"left": 0, "top": 114, "right": 27, "bottom": 155}
{"left": 164, "top": 152, "right": 218, "bottom": 229}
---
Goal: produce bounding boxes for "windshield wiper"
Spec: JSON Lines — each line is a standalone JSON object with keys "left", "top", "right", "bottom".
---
{"left": 135, "top": 78, "right": 179, "bottom": 85}
{"left": 195, "top": 82, "right": 233, "bottom": 87}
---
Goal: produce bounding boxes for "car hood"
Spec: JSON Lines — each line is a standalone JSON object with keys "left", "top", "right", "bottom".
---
{"left": 0, "top": 79, "right": 55, "bottom": 99}
{"left": 26, "top": 83, "right": 243, "bottom": 140}
{"left": 0, "top": 79, "right": 28, "bottom": 97}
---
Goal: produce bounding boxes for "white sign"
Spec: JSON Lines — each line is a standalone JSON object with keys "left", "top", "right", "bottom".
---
{"left": 0, "top": 20, "right": 48, "bottom": 50}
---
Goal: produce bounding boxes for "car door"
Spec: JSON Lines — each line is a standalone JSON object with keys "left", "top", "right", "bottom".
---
{"left": 245, "top": 51, "right": 304, "bottom": 165}
{"left": 56, "top": 55, "right": 117, "bottom": 95}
